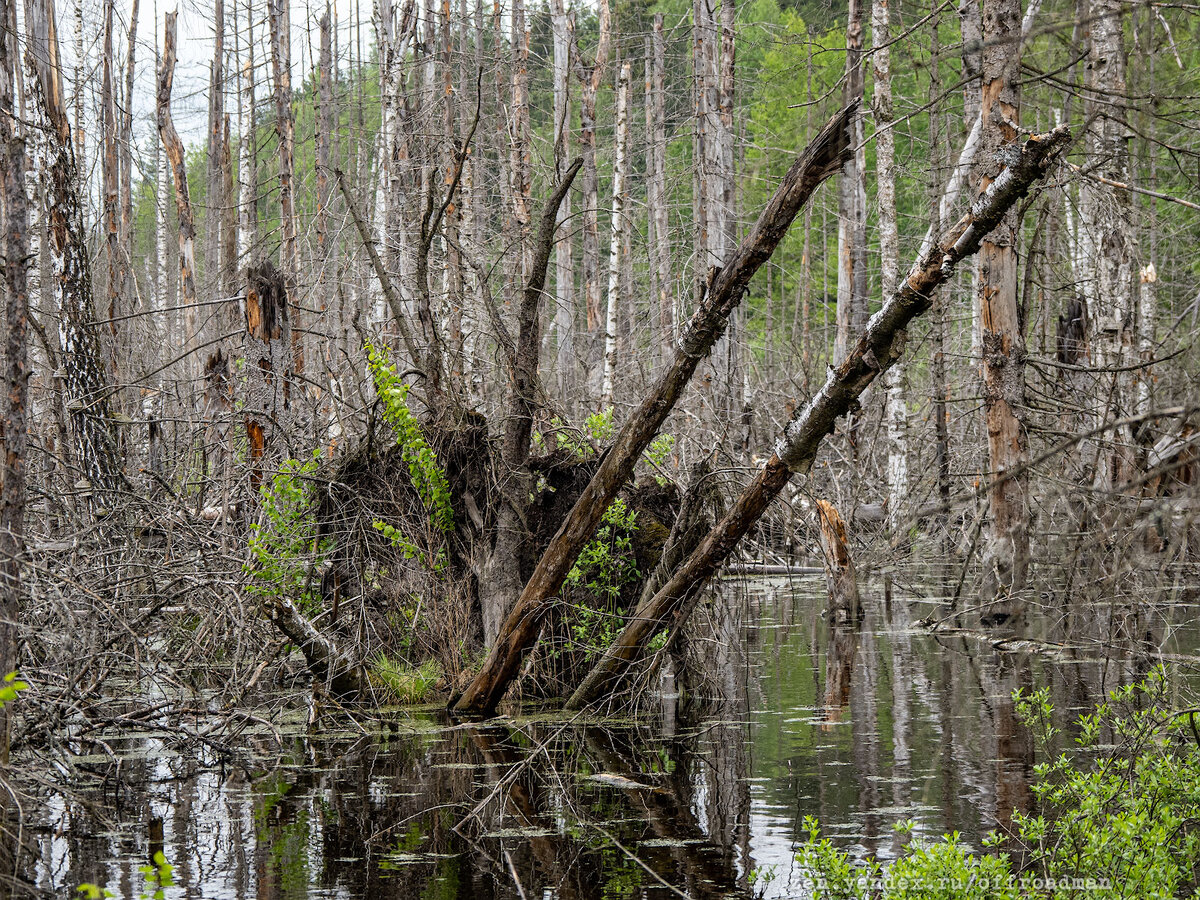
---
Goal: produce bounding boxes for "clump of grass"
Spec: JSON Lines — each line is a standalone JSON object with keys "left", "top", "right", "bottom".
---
{"left": 372, "top": 656, "right": 441, "bottom": 704}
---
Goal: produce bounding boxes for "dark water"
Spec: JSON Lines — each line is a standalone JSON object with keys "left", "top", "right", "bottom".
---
{"left": 26, "top": 570, "right": 1200, "bottom": 898}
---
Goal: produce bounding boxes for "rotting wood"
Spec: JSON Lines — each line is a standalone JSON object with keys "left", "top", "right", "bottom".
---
{"left": 816, "top": 499, "right": 860, "bottom": 627}
{"left": 564, "top": 124, "right": 1071, "bottom": 712}
{"left": 453, "top": 102, "right": 857, "bottom": 715}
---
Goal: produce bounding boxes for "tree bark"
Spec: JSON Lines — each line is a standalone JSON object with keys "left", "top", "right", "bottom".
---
{"left": 157, "top": 12, "right": 198, "bottom": 362}
{"left": 601, "top": 61, "right": 630, "bottom": 408}
{"left": 0, "top": 0, "right": 30, "bottom": 749}
{"left": 834, "top": 0, "right": 868, "bottom": 365}
{"left": 27, "top": 0, "right": 124, "bottom": 508}
{"left": 551, "top": 0, "right": 575, "bottom": 398}
{"left": 873, "top": 0, "right": 906, "bottom": 528}
{"left": 647, "top": 15, "right": 671, "bottom": 360}
{"left": 237, "top": 0, "right": 257, "bottom": 263}
{"left": 977, "top": 0, "right": 1030, "bottom": 619}
{"left": 565, "top": 124, "right": 1069, "bottom": 710}
{"left": 817, "top": 500, "right": 860, "bottom": 626}
{"left": 454, "top": 103, "right": 857, "bottom": 715}
{"left": 268, "top": 0, "right": 301, "bottom": 374}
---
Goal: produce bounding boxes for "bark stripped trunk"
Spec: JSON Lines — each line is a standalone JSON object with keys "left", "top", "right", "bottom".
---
{"left": 454, "top": 103, "right": 857, "bottom": 715}
{"left": 834, "top": 0, "right": 868, "bottom": 365}
{"left": 268, "top": 0, "right": 301, "bottom": 375}
{"left": 206, "top": 0, "right": 226, "bottom": 316}
{"left": 26, "top": 0, "right": 124, "bottom": 508}
{"left": 243, "top": 262, "right": 294, "bottom": 488}
{"left": 817, "top": 500, "right": 860, "bottom": 626}
{"left": 601, "top": 61, "right": 630, "bottom": 407}
{"left": 119, "top": 0, "right": 138, "bottom": 309}
{"left": 316, "top": 9, "right": 334, "bottom": 325}
{"left": 157, "top": 12, "right": 198, "bottom": 362}
{"left": 977, "top": 0, "right": 1030, "bottom": 619}
{"left": 101, "top": 0, "right": 120, "bottom": 343}
{"left": 565, "top": 125, "right": 1069, "bottom": 711}
{"left": 0, "top": 0, "right": 30, "bottom": 748}
{"left": 873, "top": 0, "right": 906, "bottom": 528}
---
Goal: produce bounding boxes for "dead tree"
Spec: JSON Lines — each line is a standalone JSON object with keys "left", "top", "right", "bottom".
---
{"left": 816, "top": 500, "right": 860, "bottom": 626}
{"left": 453, "top": 103, "right": 857, "bottom": 715}
{"left": 243, "top": 262, "right": 295, "bottom": 487}
{"left": 25, "top": 0, "right": 124, "bottom": 508}
{"left": 834, "top": 0, "right": 868, "bottom": 365}
{"left": 565, "top": 124, "right": 1070, "bottom": 711}
{"left": 0, "top": 0, "right": 30, "bottom": 743}
{"left": 268, "top": 0, "right": 301, "bottom": 374}
{"left": 157, "top": 12, "right": 198, "bottom": 361}
{"left": 977, "top": 0, "right": 1030, "bottom": 618}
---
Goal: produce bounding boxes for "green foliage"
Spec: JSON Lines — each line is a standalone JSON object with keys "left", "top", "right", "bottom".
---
{"left": 365, "top": 342, "right": 453, "bottom": 535}
{"left": 584, "top": 408, "right": 614, "bottom": 444}
{"left": 75, "top": 886, "right": 113, "bottom": 900}
{"left": 797, "top": 669, "right": 1200, "bottom": 899}
{"left": 0, "top": 671, "right": 28, "bottom": 706}
{"left": 138, "top": 851, "right": 174, "bottom": 900}
{"left": 246, "top": 451, "right": 329, "bottom": 611}
{"left": 564, "top": 499, "right": 640, "bottom": 658}
{"left": 372, "top": 656, "right": 441, "bottom": 704}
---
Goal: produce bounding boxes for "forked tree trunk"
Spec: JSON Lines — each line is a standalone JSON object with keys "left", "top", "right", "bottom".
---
{"left": 977, "top": 0, "right": 1030, "bottom": 619}
{"left": 26, "top": 0, "right": 124, "bottom": 508}
{"left": 454, "top": 103, "right": 858, "bottom": 715}
{"left": 566, "top": 124, "right": 1069, "bottom": 710}
{"left": 157, "top": 12, "right": 198, "bottom": 361}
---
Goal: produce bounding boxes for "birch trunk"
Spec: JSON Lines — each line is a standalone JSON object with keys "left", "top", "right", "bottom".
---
{"left": 26, "top": 0, "right": 124, "bottom": 507}
{"left": 207, "top": 0, "right": 226, "bottom": 314}
{"left": 316, "top": 9, "right": 334, "bottom": 320}
{"left": 834, "top": 0, "right": 868, "bottom": 365}
{"left": 648, "top": 15, "right": 671, "bottom": 356}
{"left": 1084, "top": 0, "right": 1136, "bottom": 487}
{"left": 873, "top": 0, "right": 906, "bottom": 528}
{"left": 101, "top": 0, "right": 120, "bottom": 341}
{"left": 237, "top": 0, "right": 257, "bottom": 264}
{"left": 977, "top": 0, "right": 1029, "bottom": 618}
{"left": 601, "top": 61, "right": 630, "bottom": 408}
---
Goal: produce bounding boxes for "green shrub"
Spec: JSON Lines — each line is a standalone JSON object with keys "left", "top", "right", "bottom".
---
{"left": 372, "top": 656, "right": 440, "bottom": 704}
{"left": 246, "top": 452, "right": 329, "bottom": 611}
{"left": 563, "top": 499, "right": 640, "bottom": 659}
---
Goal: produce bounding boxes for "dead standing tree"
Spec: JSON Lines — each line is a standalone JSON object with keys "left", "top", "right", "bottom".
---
{"left": 24, "top": 0, "right": 123, "bottom": 510}
{"left": 453, "top": 103, "right": 858, "bottom": 715}
{"left": 567, "top": 124, "right": 1071, "bottom": 711}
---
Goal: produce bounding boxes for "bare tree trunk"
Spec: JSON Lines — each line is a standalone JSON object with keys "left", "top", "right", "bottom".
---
{"left": 977, "top": 0, "right": 1030, "bottom": 619}
{"left": 157, "top": 12, "right": 198, "bottom": 366}
{"left": 817, "top": 500, "right": 859, "bottom": 625}
{"left": 440, "top": 0, "right": 464, "bottom": 389}
{"left": 243, "top": 262, "right": 294, "bottom": 487}
{"left": 26, "top": 0, "right": 124, "bottom": 507}
{"left": 601, "top": 61, "right": 630, "bottom": 408}
{"left": 237, "top": 0, "right": 257, "bottom": 263}
{"left": 316, "top": 8, "right": 334, "bottom": 324}
{"left": 570, "top": 0, "right": 610, "bottom": 381}
{"left": 101, "top": 0, "right": 120, "bottom": 344}
{"left": 551, "top": 0, "right": 575, "bottom": 398}
{"left": 207, "top": 0, "right": 226, "bottom": 313}
{"left": 648, "top": 15, "right": 671, "bottom": 358}
{"left": 119, "top": 0, "right": 138, "bottom": 309}
{"left": 1084, "top": 0, "right": 1136, "bottom": 487}
{"left": 0, "top": 0, "right": 30, "bottom": 749}
{"left": 873, "top": 0, "right": 906, "bottom": 528}
{"left": 564, "top": 124, "right": 1069, "bottom": 710}
{"left": 834, "top": 0, "right": 868, "bottom": 365}
{"left": 455, "top": 104, "right": 857, "bottom": 715}
{"left": 269, "top": 0, "right": 301, "bottom": 374}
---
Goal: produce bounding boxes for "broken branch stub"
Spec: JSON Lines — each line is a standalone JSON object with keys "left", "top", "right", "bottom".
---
{"left": 565, "top": 125, "right": 1071, "bottom": 711}
{"left": 452, "top": 102, "right": 859, "bottom": 716}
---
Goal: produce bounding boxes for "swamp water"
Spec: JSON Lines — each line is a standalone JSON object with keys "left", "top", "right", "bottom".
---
{"left": 27, "top": 570, "right": 1200, "bottom": 898}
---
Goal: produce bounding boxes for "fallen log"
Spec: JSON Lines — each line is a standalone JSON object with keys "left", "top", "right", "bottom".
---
{"left": 564, "top": 124, "right": 1071, "bottom": 711}
{"left": 451, "top": 102, "right": 859, "bottom": 715}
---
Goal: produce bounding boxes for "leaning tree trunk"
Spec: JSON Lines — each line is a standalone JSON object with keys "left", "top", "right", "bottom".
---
{"left": 977, "top": 0, "right": 1030, "bottom": 620}
{"left": 453, "top": 103, "right": 857, "bottom": 715}
{"left": 157, "top": 12, "right": 199, "bottom": 364}
{"left": 26, "top": 0, "right": 124, "bottom": 510}
{"left": 566, "top": 124, "right": 1070, "bottom": 710}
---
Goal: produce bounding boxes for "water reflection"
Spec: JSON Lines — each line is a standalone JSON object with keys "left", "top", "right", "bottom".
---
{"left": 22, "top": 571, "right": 1198, "bottom": 899}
